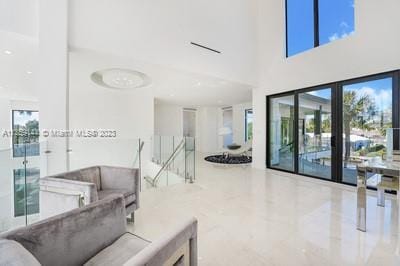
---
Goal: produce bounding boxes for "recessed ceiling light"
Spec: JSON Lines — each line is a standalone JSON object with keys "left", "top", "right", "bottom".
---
{"left": 91, "top": 68, "right": 151, "bottom": 90}
{"left": 196, "top": 82, "right": 201, "bottom": 86}
{"left": 4, "top": 50, "right": 12, "bottom": 55}
{"left": 26, "top": 71, "right": 33, "bottom": 74}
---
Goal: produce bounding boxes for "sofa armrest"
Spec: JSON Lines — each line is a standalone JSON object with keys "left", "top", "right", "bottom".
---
{"left": 100, "top": 166, "right": 140, "bottom": 207}
{"left": 124, "top": 217, "right": 198, "bottom": 266}
{"left": 40, "top": 176, "right": 98, "bottom": 204}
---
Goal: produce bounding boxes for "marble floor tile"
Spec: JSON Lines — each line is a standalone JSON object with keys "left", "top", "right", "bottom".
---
{"left": 128, "top": 154, "right": 400, "bottom": 265}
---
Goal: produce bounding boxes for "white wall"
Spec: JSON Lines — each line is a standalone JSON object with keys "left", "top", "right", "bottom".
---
{"left": 0, "top": 99, "right": 11, "bottom": 150}
{"left": 154, "top": 104, "right": 183, "bottom": 137}
{"left": 252, "top": 0, "right": 400, "bottom": 169}
{"left": 68, "top": 51, "right": 154, "bottom": 169}
{"left": 154, "top": 102, "right": 253, "bottom": 153}
{"left": 38, "top": 0, "right": 68, "bottom": 174}
{"left": 197, "top": 107, "right": 219, "bottom": 153}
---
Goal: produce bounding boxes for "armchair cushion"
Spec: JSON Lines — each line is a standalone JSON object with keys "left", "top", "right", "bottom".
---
{"left": 84, "top": 232, "right": 150, "bottom": 266}
{"left": 0, "top": 239, "right": 41, "bottom": 266}
{"left": 98, "top": 189, "right": 136, "bottom": 206}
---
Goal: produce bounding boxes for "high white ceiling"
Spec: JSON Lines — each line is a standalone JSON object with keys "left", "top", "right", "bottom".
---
{"left": 0, "top": 0, "right": 38, "bottom": 37}
{"left": 0, "top": 0, "right": 254, "bottom": 106}
{"left": 0, "top": 0, "right": 38, "bottom": 101}
{"left": 71, "top": 49, "right": 252, "bottom": 107}
{"left": 0, "top": 30, "right": 38, "bottom": 101}
{"left": 69, "top": 0, "right": 258, "bottom": 86}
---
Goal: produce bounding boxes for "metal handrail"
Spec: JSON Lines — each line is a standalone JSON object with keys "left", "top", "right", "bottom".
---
{"left": 132, "top": 140, "right": 144, "bottom": 167}
{"left": 146, "top": 138, "right": 186, "bottom": 187}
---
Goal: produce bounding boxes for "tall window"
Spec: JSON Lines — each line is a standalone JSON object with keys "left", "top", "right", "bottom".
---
{"left": 12, "top": 110, "right": 39, "bottom": 157}
{"left": 245, "top": 109, "right": 253, "bottom": 142}
{"left": 286, "top": 0, "right": 355, "bottom": 57}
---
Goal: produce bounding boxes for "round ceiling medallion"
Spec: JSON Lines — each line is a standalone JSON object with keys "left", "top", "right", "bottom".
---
{"left": 91, "top": 68, "right": 151, "bottom": 90}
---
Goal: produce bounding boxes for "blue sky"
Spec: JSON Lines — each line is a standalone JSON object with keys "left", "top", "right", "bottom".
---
{"left": 287, "top": 0, "right": 355, "bottom": 56}
{"left": 306, "top": 78, "right": 393, "bottom": 111}
{"left": 344, "top": 78, "right": 393, "bottom": 111}
{"left": 307, "top": 88, "right": 331, "bottom": 99}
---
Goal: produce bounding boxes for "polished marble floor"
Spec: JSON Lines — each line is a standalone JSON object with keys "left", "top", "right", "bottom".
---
{"left": 129, "top": 155, "right": 400, "bottom": 265}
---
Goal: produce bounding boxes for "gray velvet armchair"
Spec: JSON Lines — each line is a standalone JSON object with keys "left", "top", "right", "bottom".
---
{"left": 0, "top": 195, "right": 198, "bottom": 266}
{"left": 39, "top": 166, "right": 139, "bottom": 221}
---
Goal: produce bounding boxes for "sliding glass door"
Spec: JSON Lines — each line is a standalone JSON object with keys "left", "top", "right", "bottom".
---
{"left": 268, "top": 94, "right": 295, "bottom": 172}
{"left": 267, "top": 70, "right": 399, "bottom": 186}
{"left": 341, "top": 77, "right": 393, "bottom": 185}
{"left": 298, "top": 88, "right": 332, "bottom": 179}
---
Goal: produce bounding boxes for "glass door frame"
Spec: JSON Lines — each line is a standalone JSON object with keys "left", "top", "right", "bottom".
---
{"left": 295, "top": 84, "right": 338, "bottom": 182}
{"left": 337, "top": 71, "right": 400, "bottom": 185}
{"left": 266, "top": 91, "right": 296, "bottom": 173}
{"left": 266, "top": 69, "right": 400, "bottom": 186}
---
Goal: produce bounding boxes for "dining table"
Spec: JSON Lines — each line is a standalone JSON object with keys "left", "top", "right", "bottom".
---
{"left": 356, "top": 159, "right": 400, "bottom": 232}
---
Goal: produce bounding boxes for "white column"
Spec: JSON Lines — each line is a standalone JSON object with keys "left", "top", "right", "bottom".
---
{"left": 252, "top": 87, "right": 267, "bottom": 169}
{"left": 38, "top": 0, "right": 69, "bottom": 175}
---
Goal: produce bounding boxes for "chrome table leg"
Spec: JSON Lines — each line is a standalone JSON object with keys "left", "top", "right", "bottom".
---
{"left": 357, "top": 169, "right": 367, "bottom": 232}
{"left": 377, "top": 187, "right": 385, "bottom": 207}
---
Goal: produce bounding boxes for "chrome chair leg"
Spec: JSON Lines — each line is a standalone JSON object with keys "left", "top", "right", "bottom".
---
{"left": 127, "top": 212, "right": 135, "bottom": 224}
{"left": 377, "top": 188, "right": 385, "bottom": 207}
{"left": 357, "top": 169, "right": 367, "bottom": 232}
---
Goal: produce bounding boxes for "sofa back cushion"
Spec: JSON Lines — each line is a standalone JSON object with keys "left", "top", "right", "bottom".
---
{"left": 0, "top": 239, "right": 41, "bottom": 266}
{"left": 1, "top": 195, "right": 127, "bottom": 266}
{"left": 53, "top": 166, "right": 102, "bottom": 191}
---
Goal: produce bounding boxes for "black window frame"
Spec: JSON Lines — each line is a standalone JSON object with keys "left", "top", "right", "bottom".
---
{"left": 285, "top": 0, "right": 353, "bottom": 57}
{"left": 266, "top": 91, "right": 296, "bottom": 173}
{"left": 266, "top": 69, "right": 400, "bottom": 186}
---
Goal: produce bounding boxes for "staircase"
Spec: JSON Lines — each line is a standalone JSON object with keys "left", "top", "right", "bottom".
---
{"left": 145, "top": 136, "right": 195, "bottom": 188}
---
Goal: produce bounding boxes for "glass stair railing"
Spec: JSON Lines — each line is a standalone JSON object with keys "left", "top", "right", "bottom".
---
{"left": 0, "top": 142, "right": 48, "bottom": 233}
{"left": 144, "top": 136, "right": 195, "bottom": 188}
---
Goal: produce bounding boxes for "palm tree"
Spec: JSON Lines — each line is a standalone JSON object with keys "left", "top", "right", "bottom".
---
{"left": 343, "top": 91, "right": 374, "bottom": 167}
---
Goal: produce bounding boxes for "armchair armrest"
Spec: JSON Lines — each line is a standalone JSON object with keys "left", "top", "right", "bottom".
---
{"left": 40, "top": 177, "right": 98, "bottom": 204}
{"left": 124, "top": 217, "right": 198, "bottom": 266}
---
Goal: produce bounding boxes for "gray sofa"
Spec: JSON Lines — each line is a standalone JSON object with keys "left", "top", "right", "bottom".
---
{"left": 40, "top": 166, "right": 139, "bottom": 221}
{"left": 0, "top": 195, "right": 198, "bottom": 266}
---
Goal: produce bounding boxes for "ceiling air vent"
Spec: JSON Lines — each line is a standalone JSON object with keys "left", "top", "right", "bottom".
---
{"left": 190, "top": 42, "right": 221, "bottom": 54}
